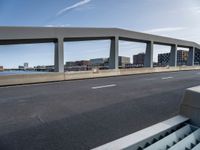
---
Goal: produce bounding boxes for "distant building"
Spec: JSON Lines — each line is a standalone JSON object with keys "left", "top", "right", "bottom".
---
{"left": 90, "top": 58, "right": 108, "bottom": 66}
{"left": 34, "top": 65, "right": 46, "bottom": 71}
{"left": 18, "top": 66, "right": 24, "bottom": 70}
{"left": 34, "top": 65, "right": 54, "bottom": 72}
{"left": 157, "top": 50, "right": 189, "bottom": 66}
{"left": 133, "top": 53, "right": 145, "bottom": 67}
{"left": 90, "top": 58, "right": 109, "bottom": 69}
{"left": 65, "top": 61, "right": 77, "bottom": 67}
{"left": 24, "top": 63, "right": 29, "bottom": 69}
{"left": 75, "top": 60, "right": 91, "bottom": 66}
{"left": 177, "top": 50, "right": 188, "bottom": 66}
{"left": 118, "top": 56, "right": 130, "bottom": 68}
{"left": 158, "top": 53, "right": 170, "bottom": 66}
{"left": 18, "top": 63, "right": 29, "bottom": 70}
{"left": 0, "top": 66, "right": 3, "bottom": 71}
{"left": 66, "top": 60, "right": 91, "bottom": 66}
{"left": 65, "top": 60, "right": 91, "bottom": 71}
{"left": 45, "top": 65, "right": 54, "bottom": 72}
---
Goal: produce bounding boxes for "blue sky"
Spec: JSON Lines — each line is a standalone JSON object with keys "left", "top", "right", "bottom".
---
{"left": 0, "top": 0, "right": 200, "bottom": 68}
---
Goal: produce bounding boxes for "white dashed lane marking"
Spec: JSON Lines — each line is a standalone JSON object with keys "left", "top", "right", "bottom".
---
{"left": 162, "top": 77, "right": 174, "bottom": 80}
{"left": 92, "top": 84, "right": 117, "bottom": 89}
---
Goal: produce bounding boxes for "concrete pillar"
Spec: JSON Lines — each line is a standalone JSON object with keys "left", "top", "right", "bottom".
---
{"left": 144, "top": 41, "right": 153, "bottom": 68}
{"left": 187, "top": 47, "right": 195, "bottom": 66}
{"left": 54, "top": 38, "right": 64, "bottom": 72}
{"left": 194, "top": 48, "right": 200, "bottom": 65}
{"left": 169, "top": 44, "right": 177, "bottom": 67}
{"left": 109, "top": 37, "right": 119, "bottom": 69}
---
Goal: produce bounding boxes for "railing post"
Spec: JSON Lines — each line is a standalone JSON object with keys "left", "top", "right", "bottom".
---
{"left": 187, "top": 47, "right": 195, "bottom": 66}
{"left": 169, "top": 44, "right": 177, "bottom": 67}
{"left": 144, "top": 41, "right": 153, "bottom": 68}
{"left": 109, "top": 36, "right": 119, "bottom": 69}
{"left": 54, "top": 38, "right": 64, "bottom": 72}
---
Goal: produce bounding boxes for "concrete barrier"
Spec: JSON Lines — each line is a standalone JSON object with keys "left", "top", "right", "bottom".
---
{"left": 64, "top": 66, "right": 200, "bottom": 80}
{"left": 92, "top": 85, "right": 200, "bottom": 150}
{"left": 0, "top": 73, "right": 64, "bottom": 86}
{"left": 92, "top": 116, "right": 189, "bottom": 150}
{"left": 180, "top": 85, "right": 200, "bottom": 127}
{"left": 0, "top": 66, "right": 200, "bottom": 86}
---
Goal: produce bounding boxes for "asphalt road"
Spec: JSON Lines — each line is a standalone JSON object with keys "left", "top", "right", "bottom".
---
{"left": 0, "top": 70, "right": 200, "bottom": 150}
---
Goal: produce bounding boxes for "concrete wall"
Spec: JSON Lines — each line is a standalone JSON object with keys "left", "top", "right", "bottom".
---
{"left": 0, "top": 66, "right": 200, "bottom": 86}
{"left": 180, "top": 86, "right": 200, "bottom": 127}
{"left": 0, "top": 73, "right": 64, "bottom": 86}
{"left": 92, "top": 115, "right": 189, "bottom": 150}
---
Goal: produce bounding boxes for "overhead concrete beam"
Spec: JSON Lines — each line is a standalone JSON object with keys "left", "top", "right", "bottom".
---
{"left": 0, "top": 27, "right": 199, "bottom": 49}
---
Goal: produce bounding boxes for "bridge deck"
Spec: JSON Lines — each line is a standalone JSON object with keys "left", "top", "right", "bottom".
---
{"left": 0, "top": 70, "right": 200, "bottom": 149}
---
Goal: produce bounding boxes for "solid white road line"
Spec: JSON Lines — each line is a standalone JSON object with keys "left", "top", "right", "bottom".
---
{"left": 92, "top": 84, "right": 117, "bottom": 89}
{"left": 162, "top": 77, "right": 174, "bottom": 80}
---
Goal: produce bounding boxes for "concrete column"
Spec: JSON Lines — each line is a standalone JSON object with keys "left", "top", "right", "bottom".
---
{"left": 169, "top": 44, "right": 177, "bottom": 67}
{"left": 109, "top": 37, "right": 119, "bottom": 69}
{"left": 54, "top": 38, "right": 64, "bottom": 72}
{"left": 187, "top": 47, "right": 195, "bottom": 66}
{"left": 144, "top": 41, "right": 153, "bottom": 68}
{"left": 194, "top": 48, "right": 200, "bottom": 65}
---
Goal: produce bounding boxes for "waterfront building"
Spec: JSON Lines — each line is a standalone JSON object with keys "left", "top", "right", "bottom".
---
{"left": 158, "top": 53, "right": 170, "bottom": 66}
{"left": 177, "top": 50, "right": 188, "bottom": 66}
{"left": 24, "top": 63, "right": 29, "bottom": 69}
{"left": 65, "top": 60, "right": 91, "bottom": 71}
{"left": 0, "top": 66, "right": 3, "bottom": 71}
{"left": 118, "top": 56, "right": 130, "bottom": 68}
{"left": 133, "top": 53, "right": 145, "bottom": 67}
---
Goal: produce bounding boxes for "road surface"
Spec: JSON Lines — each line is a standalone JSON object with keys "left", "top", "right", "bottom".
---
{"left": 0, "top": 70, "right": 200, "bottom": 150}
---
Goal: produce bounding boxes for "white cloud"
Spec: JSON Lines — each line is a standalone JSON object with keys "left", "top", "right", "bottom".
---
{"left": 190, "top": 6, "right": 200, "bottom": 14}
{"left": 56, "top": 0, "right": 92, "bottom": 16}
{"left": 144, "top": 27, "right": 186, "bottom": 34}
{"left": 45, "top": 24, "right": 71, "bottom": 27}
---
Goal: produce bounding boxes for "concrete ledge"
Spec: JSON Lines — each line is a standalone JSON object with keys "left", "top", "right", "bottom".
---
{"left": 92, "top": 115, "right": 189, "bottom": 150}
{"left": 0, "top": 73, "right": 65, "bottom": 86}
{"left": 65, "top": 66, "right": 200, "bottom": 80}
{"left": 0, "top": 66, "right": 200, "bottom": 86}
{"left": 180, "top": 85, "right": 200, "bottom": 127}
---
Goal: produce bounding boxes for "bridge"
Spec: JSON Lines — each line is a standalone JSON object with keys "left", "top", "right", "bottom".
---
{"left": 1, "top": 27, "right": 200, "bottom": 150}
{"left": 0, "top": 27, "right": 200, "bottom": 72}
